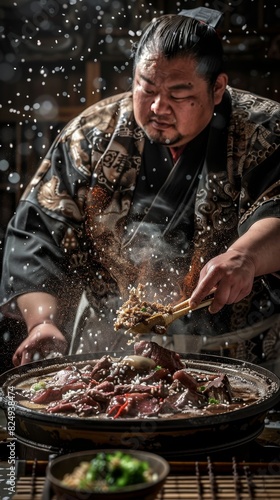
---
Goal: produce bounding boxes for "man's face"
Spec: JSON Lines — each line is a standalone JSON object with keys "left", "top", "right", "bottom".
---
{"left": 133, "top": 52, "right": 226, "bottom": 147}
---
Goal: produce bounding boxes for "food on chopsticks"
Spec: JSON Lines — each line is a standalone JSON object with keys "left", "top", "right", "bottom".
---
{"left": 114, "top": 284, "right": 213, "bottom": 336}
{"left": 62, "top": 451, "right": 156, "bottom": 491}
{"left": 14, "top": 341, "right": 261, "bottom": 419}
{"left": 114, "top": 284, "right": 173, "bottom": 334}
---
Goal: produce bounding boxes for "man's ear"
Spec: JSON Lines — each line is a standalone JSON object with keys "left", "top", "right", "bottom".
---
{"left": 213, "top": 73, "right": 228, "bottom": 105}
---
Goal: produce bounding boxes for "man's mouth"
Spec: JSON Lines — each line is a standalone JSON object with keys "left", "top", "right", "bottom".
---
{"left": 150, "top": 119, "right": 174, "bottom": 130}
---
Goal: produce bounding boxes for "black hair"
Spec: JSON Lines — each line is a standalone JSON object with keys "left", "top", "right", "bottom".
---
{"left": 133, "top": 14, "right": 225, "bottom": 86}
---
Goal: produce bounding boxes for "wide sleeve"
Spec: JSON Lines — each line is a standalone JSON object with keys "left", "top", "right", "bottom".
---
{"left": 0, "top": 120, "right": 92, "bottom": 318}
{"left": 238, "top": 146, "right": 280, "bottom": 234}
{"left": 225, "top": 88, "right": 280, "bottom": 234}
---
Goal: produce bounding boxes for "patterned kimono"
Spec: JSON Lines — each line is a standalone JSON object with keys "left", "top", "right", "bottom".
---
{"left": 1, "top": 87, "right": 280, "bottom": 367}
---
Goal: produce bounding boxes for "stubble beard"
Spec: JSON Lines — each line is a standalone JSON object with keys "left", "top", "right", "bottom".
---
{"left": 143, "top": 126, "right": 183, "bottom": 146}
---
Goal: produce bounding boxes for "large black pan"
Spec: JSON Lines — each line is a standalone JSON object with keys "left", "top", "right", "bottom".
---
{"left": 1, "top": 351, "right": 280, "bottom": 458}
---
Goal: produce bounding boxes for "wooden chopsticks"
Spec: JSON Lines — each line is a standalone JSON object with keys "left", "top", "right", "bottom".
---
{"left": 172, "top": 289, "right": 216, "bottom": 313}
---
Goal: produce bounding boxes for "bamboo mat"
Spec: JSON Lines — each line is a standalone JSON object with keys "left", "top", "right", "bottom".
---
{"left": 12, "top": 470, "right": 280, "bottom": 500}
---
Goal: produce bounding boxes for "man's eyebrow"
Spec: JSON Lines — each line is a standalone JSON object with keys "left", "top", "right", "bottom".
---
{"left": 169, "top": 82, "right": 194, "bottom": 90}
{"left": 138, "top": 73, "right": 154, "bottom": 85}
{"left": 138, "top": 73, "right": 193, "bottom": 90}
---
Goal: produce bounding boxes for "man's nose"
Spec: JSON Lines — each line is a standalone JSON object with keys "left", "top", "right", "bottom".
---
{"left": 151, "top": 94, "right": 171, "bottom": 114}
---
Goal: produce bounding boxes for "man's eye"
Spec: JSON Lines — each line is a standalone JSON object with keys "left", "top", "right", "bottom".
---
{"left": 171, "top": 95, "right": 192, "bottom": 101}
{"left": 137, "top": 80, "right": 154, "bottom": 95}
{"left": 142, "top": 87, "right": 154, "bottom": 95}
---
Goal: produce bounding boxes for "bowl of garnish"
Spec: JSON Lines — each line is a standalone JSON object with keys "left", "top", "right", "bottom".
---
{"left": 46, "top": 449, "right": 170, "bottom": 499}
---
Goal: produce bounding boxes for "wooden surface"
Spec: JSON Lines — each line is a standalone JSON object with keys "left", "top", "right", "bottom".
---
{"left": 12, "top": 460, "right": 280, "bottom": 500}
{"left": 12, "top": 474, "right": 280, "bottom": 499}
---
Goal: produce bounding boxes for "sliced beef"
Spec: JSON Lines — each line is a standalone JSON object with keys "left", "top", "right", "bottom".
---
{"left": 139, "top": 367, "right": 172, "bottom": 384}
{"left": 114, "top": 381, "right": 169, "bottom": 399}
{"left": 31, "top": 380, "right": 87, "bottom": 404}
{"left": 90, "top": 355, "right": 114, "bottom": 381}
{"left": 50, "top": 367, "right": 82, "bottom": 386}
{"left": 163, "top": 387, "right": 206, "bottom": 411}
{"left": 106, "top": 363, "right": 140, "bottom": 384}
{"left": 107, "top": 393, "right": 160, "bottom": 418}
{"left": 202, "top": 373, "right": 233, "bottom": 403}
{"left": 93, "top": 381, "right": 115, "bottom": 393}
{"left": 24, "top": 341, "right": 246, "bottom": 419}
{"left": 158, "top": 399, "right": 181, "bottom": 415}
{"left": 173, "top": 369, "right": 198, "bottom": 391}
{"left": 32, "top": 387, "right": 65, "bottom": 404}
{"left": 134, "top": 341, "right": 185, "bottom": 373}
{"left": 47, "top": 393, "right": 102, "bottom": 415}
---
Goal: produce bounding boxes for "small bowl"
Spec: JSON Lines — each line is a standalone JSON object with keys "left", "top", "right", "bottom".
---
{"left": 46, "top": 449, "right": 170, "bottom": 500}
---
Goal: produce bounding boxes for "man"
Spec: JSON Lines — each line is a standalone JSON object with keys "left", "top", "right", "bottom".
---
{"left": 1, "top": 9, "right": 280, "bottom": 371}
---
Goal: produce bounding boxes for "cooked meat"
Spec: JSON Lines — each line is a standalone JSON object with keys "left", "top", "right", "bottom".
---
{"left": 114, "top": 284, "right": 173, "bottom": 331}
{"left": 134, "top": 340, "right": 185, "bottom": 373}
{"left": 17, "top": 341, "right": 260, "bottom": 420}
{"left": 202, "top": 373, "right": 233, "bottom": 403}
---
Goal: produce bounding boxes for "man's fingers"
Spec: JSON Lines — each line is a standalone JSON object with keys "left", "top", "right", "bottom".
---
{"left": 20, "top": 349, "right": 33, "bottom": 365}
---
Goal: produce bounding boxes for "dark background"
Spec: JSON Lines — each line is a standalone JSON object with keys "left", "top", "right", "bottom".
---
{"left": 0, "top": 0, "right": 279, "bottom": 372}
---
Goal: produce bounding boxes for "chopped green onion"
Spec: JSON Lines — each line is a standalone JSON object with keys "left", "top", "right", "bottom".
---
{"left": 31, "top": 381, "right": 47, "bottom": 391}
{"left": 208, "top": 397, "right": 219, "bottom": 404}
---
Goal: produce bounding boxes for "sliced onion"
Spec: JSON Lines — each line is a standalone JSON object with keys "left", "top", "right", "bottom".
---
{"left": 120, "top": 355, "right": 156, "bottom": 370}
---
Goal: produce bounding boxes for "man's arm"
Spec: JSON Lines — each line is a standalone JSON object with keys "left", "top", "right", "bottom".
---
{"left": 13, "top": 292, "right": 68, "bottom": 366}
{"left": 189, "top": 217, "right": 280, "bottom": 313}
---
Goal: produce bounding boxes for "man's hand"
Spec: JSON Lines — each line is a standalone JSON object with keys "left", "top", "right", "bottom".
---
{"left": 13, "top": 291, "right": 67, "bottom": 365}
{"left": 12, "top": 323, "right": 68, "bottom": 366}
{"left": 189, "top": 218, "right": 280, "bottom": 313}
{"left": 189, "top": 248, "right": 255, "bottom": 313}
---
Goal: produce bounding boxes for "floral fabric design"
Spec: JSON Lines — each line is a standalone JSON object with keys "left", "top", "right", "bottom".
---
{"left": 1, "top": 87, "right": 280, "bottom": 361}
